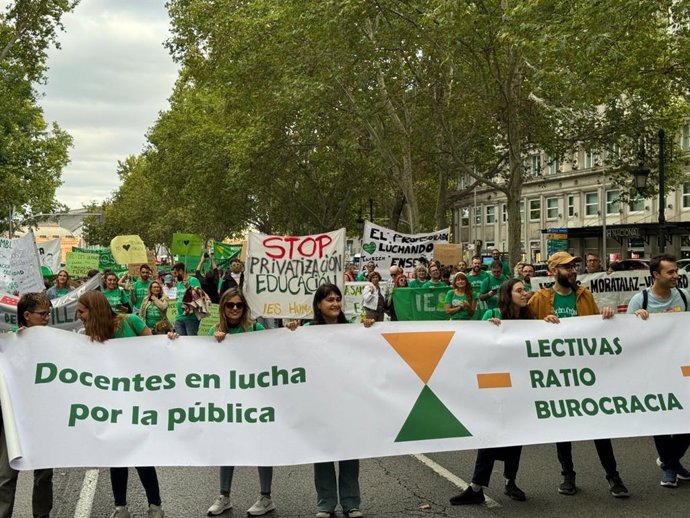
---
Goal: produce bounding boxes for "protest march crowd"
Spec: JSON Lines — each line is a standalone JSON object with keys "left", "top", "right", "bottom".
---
{"left": 1, "top": 229, "right": 689, "bottom": 518}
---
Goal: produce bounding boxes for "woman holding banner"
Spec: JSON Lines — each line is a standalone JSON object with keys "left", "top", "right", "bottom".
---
{"left": 0, "top": 293, "right": 54, "bottom": 518}
{"left": 450, "top": 278, "right": 531, "bottom": 506}
{"left": 287, "top": 284, "right": 373, "bottom": 518}
{"left": 386, "top": 274, "right": 408, "bottom": 321}
{"left": 75, "top": 291, "right": 164, "bottom": 518}
{"left": 206, "top": 288, "right": 275, "bottom": 517}
{"left": 445, "top": 272, "right": 475, "bottom": 320}
{"left": 46, "top": 269, "right": 73, "bottom": 300}
{"left": 407, "top": 265, "right": 428, "bottom": 288}
{"left": 139, "top": 281, "right": 171, "bottom": 335}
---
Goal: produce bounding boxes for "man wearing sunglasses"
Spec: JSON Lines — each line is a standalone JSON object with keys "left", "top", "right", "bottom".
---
{"left": 528, "top": 252, "right": 626, "bottom": 499}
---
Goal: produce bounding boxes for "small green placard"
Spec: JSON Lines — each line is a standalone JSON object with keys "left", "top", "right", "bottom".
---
{"left": 171, "top": 233, "right": 203, "bottom": 256}
{"left": 66, "top": 252, "right": 100, "bottom": 277}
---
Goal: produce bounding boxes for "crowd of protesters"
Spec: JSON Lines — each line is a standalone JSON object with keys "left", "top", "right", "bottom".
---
{"left": 2, "top": 248, "right": 689, "bottom": 517}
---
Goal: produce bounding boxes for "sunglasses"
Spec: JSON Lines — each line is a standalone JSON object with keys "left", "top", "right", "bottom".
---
{"left": 224, "top": 302, "right": 245, "bottom": 310}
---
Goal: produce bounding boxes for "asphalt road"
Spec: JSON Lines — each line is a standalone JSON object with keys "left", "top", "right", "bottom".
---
{"left": 11, "top": 436, "right": 690, "bottom": 517}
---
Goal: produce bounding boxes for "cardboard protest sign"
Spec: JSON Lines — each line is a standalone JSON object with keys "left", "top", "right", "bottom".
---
{"left": 171, "top": 233, "right": 203, "bottom": 257}
{"left": 72, "top": 247, "right": 127, "bottom": 275}
{"left": 127, "top": 250, "right": 158, "bottom": 277}
{"left": 433, "top": 243, "right": 463, "bottom": 267}
{"left": 110, "top": 235, "right": 147, "bottom": 265}
{"left": 36, "top": 238, "right": 61, "bottom": 276}
{"left": 0, "top": 232, "right": 44, "bottom": 294}
{"left": 66, "top": 252, "right": 100, "bottom": 277}
{"left": 244, "top": 229, "right": 345, "bottom": 318}
{"left": 360, "top": 221, "right": 449, "bottom": 279}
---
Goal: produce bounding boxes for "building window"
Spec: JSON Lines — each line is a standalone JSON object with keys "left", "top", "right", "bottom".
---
{"left": 474, "top": 206, "right": 482, "bottom": 225}
{"left": 609, "top": 144, "right": 622, "bottom": 164}
{"left": 629, "top": 195, "right": 645, "bottom": 213}
{"left": 461, "top": 207, "right": 470, "bottom": 226}
{"left": 606, "top": 190, "right": 620, "bottom": 215}
{"left": 486, "top": 205, "right": 496, "bottom": 224}
{"left": 682, "top": 125, "right": 690, "bottom": 152}
{"left": 585, "top": 150, "right": 599, "bottom": 169}
{"left": 546, "top": 197, "right": 559, "bottom": 219}
{"left": 683, "top": 182, "right": 690, "bottom": 208}
{"left": 529, "top": 199, "right": 541, "bottom": 221}
{"left": 501, "top": 204, "right": 507, "bottom": 223}
{"left": 547, "top": 157, "right": 560, "bottom": 175}
{"left": 568, "top": 195, "right": 575, "bottom": 217}
{"left": 530, "top": 154, "right": 542, "bottom": 176}
{"left": 585, "top": 192, "right": 599, "bottom": 216}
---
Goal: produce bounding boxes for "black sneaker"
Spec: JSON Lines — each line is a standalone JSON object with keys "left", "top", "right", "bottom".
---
{"left": 450, "top": 486, "right": 485, "bottom": 505}
{"left": 608, "top": 475, "right": 630, "bottom": 498}
{"left": 558, "top": 472, "right": 577, "bottom": 495}
{"left": 504, "top": 480, "right": 526, "bottom": 501}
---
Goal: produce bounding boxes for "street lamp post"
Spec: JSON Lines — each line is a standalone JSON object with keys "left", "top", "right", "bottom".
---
{"left": 631, "top": 129, "right": 666, "bottom": 253}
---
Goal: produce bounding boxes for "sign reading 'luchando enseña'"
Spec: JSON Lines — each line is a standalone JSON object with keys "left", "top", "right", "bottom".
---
{"left": 0, "top": 314, "right": 688, "bottom": 470}
{"left": 360, "top": 221, "right": 449, "bottom": 278}
{"left": 244, "top": 229, "right": 345, "bottom": 319}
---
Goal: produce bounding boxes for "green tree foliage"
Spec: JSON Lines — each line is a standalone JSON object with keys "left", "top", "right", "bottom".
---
{"left": 0, "top": 0, "right": 78, "bottom": 233}
{"left": 97, "top": 0, "right": 689, "bottom": 262}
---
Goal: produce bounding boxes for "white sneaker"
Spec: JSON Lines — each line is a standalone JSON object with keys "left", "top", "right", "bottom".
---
{"left": 207, "top": 495, "right": 233, "bottom": 516}
{"left": 315, "top": 513, "right": 334, "bottom": 518}
{"left": 147, "top": 504, "right": 164, "bottom": 518}
{"left": 247, "top": 495, "right": 276, "bottom": 516}
{"left": 345, "top": 510, "right": 364, "bottom": 518}
{"left": 109, "top": 507, "right": 131, "bottom": 518}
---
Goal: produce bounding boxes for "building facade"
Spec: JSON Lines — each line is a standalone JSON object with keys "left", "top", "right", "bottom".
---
{"left": 453, "top": 126, "right": 690, "bottom": 263}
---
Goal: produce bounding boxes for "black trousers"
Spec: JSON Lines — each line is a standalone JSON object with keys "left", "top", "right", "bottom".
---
{"left": 110, "top": 467, "right": 161, "bottom": 507}
{"left": 557, "top": 439, "right": 618, "bottom": 477}
{"left": 654, "top": 434, "right": 690, "bottom": 471}
{"left": 471, "top": 446, "right": 522, "bottom": 487}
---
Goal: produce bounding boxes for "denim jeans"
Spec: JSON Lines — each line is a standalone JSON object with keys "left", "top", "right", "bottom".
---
{"left": 174, "top": 317, "right": 200, "bottom": 336}
{"left": 219, "top": 466, "right": 273, "bottom": 495}
{"left": 314, "top": 460, "right": 360, "bottom": 513}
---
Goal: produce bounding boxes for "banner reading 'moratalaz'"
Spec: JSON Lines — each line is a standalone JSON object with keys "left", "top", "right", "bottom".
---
{"left": 1, "top": 315, "right": 689, "bottom": 469}
{"left": 360, "top": 221, "right": 449, "bottom": 278}
{"left": 244, "top": 229, "right": 345, "bottom": 318}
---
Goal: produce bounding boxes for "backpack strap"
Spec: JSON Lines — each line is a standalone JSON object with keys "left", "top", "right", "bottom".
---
{"left": 676, "top": 287, "right": 688, "bottom": 311}
{"left": 642, "top": 288, "right": 648, "bottom": 311}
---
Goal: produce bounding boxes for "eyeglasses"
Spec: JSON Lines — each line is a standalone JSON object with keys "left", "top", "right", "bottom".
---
{"left": 30, "top": 310, "right": 51, "bottom": 318}
{"left": 224, "top": 302, "right": 245, "bottom": 310}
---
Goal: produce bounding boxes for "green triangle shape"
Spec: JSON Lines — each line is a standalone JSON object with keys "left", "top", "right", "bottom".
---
{"left": 395, "top": 385, "right": 472, "bottom": 442}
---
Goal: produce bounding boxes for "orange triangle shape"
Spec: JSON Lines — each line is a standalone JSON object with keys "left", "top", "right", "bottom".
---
{"left": 382, "top": 331, "right": 455, "bottom": 384}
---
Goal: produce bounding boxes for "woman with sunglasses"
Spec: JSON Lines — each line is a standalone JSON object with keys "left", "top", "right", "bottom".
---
{"left": 0, "top": 293, "right": 54, "bottom": 518}
{"left": 206, "top": 289, "right": 275, "bottom": 517}
{"left": 385, "top": 274, "right": 408, "bottom": 321}
{"left": 75, "top": 291, "right": 164, "bottom": 518}
{"left": 286, "top": 284, "right": 374, "bottom": 518}
{"left": 450, "top": 278, "right": 531, "bottom": 506}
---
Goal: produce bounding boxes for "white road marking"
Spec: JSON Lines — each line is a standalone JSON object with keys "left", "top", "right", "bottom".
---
{"left": 412, "top": 453, "right": 501, "bottom": 508}
{"left": 73, "top": 469, "right": 99, "bottom": 518}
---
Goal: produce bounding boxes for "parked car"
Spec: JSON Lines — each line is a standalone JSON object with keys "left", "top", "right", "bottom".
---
{"left": 677, "top": 258, "right": 690, "bottom": 271}
{"left": 609, "top": 259, "right": 649, "bottom": 272}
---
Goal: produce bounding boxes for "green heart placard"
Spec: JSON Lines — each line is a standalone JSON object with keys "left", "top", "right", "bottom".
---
{"left": 171, "top": 233, "right": 203, "bottom": 256}
{"left": 362, "top": 242, "right": 377, "bottom": 255}
{"left": 110, "top": 235, "right": 147, "bottom": 265}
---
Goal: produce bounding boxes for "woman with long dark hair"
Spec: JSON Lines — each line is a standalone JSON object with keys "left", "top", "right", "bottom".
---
{"left": 450, "top": 278, "right": 532, "bottom": 506}
{"left": 75, "top": 291, "right": 163, "bottom": 518}
{"left": 288, "top": 284, "right": 373, "bottom": 517}
{"left": 205, "top": 289, "right": 276, "bottom": 517}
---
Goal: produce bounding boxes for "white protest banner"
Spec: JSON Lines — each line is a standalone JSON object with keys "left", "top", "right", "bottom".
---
{"left": 0, "top": 274, "right": 102, "bottom": 333}
{"left": 1, "top": 314, "right": 689, "bottom": 469}
{"left": 244, "top": 229, "right": 345, "bottom": 318}
{"left": 360, "top": 221, "right": 449, "bottom": 278}
{"left": 530, "top": 270, "right": 690, "bottom": 311}
{"left": 0, "top": 232, "right": 44, "bottom": 295}
{"left": 36, "top": 238, "right": 61, "bottom": 276}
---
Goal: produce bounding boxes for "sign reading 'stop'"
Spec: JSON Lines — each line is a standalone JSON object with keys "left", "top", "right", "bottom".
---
{"left": 360, "top": 221, "right": 449, "bottom": 278}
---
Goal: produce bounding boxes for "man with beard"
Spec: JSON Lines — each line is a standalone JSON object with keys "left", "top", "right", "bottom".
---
{"left": 520, "top": 263, "right": 536, "bottom": 299}
{"left": 528, "top": 252, "right": 627, "bottom": 498}
{"left": 491, "top": 248, "right": 511, "bottom": 277}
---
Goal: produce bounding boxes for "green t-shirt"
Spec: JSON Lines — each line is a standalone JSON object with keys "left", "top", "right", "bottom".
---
{"left": 176, "top": 276, "right": 201, "bottom": 321}
{"left": 408, "top": 279, "right": 426, "bottom": 288}
{"left": 480, "top": 274, "right": 509, "bottom": 309}
{"left": 54, "top": 287, "right": 70, "bottom": 298}
{"left": 482, "top": 308, "right": 502, "bottom": 320}
{"left": 553, "top": 289, "right": 577, "bottom": 318}
{"left": 102, "top": 288, "right": 129, "bottom": 313}
{"left": 445, "top": 290, "right": 474, "bottom": 320}
{"left": 467, "top": 271, "right": 489, "bottom": 293}
{"left": 207, "top": 321, "right": 265, "bottom": 335}
{"left": 422, "top": 280, "right": 446, "bottom": 289}
{"left": 132, "top": 279, "right": 152, "bottom": 310}
{"left": 113, "top": 314, "right": 147, "bottom": 338}
{"left": 144, "top": 303, "right": 163, "bottom": 329}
